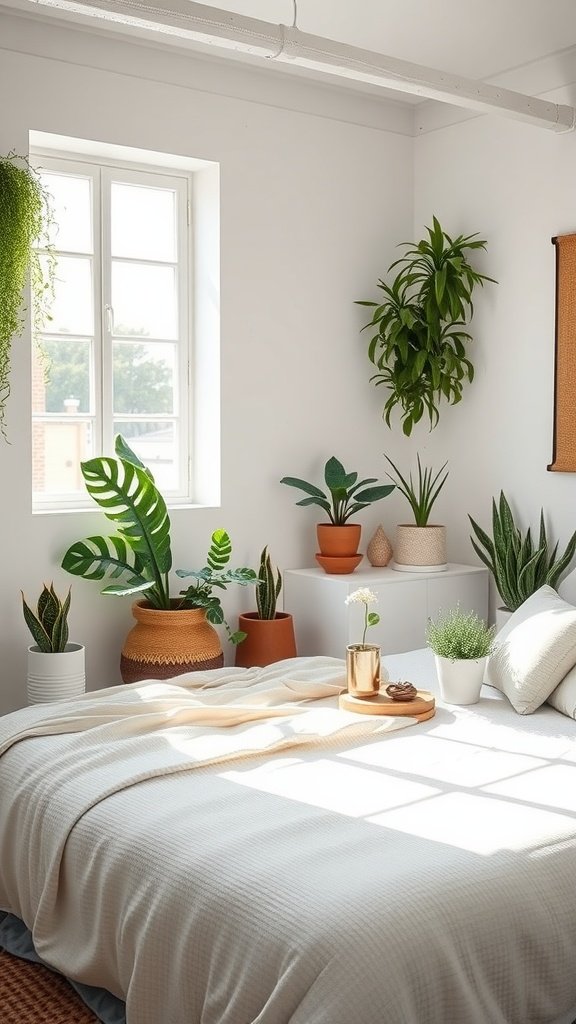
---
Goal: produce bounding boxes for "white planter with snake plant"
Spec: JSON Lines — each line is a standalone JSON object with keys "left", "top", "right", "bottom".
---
{"left": 22, "top": 583, "right": 85, "bottom": 705}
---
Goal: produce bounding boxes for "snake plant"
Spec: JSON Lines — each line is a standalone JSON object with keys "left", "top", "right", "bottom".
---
{"left": 22, "top": 582, "right": 71, "bottom": 652}
{"left": 61, "top": 435, "right": 257, "bottom": 642}
{"left": 383, "top": 453, "right": 449, "bottom": 527}
{"left": 469, "top": 492, "right": 576, "bottom": 612}
{"left": 255, "top": 547, "right": 282, "bottom": 620}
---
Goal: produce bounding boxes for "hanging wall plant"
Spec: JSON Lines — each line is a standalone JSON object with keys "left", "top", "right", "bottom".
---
{"left": 0, "top": 153, "right": 55, "bottom": 438}
{"left": 357, "top": 217, "right": 496, "bottom": 436}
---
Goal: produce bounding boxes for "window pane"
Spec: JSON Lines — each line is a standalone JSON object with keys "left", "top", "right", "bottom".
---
{"left": 39, "top": 172, "right": 92, "bottom": 253}
{"left": 111, "top": 183, "right": 176, "bottom": 262}
{"left": 47, "top": 255, "right": 93, "bottom": 335}
{"left": 113, "top": 341, "right": 175, "bottom": 415}
{"left": 34, "top": 338, "right": 91, "bottom": 414}
{"left": 113, "top": 420, "right": 178, "bottom": 491}
{"left": 112, "top": 262, "right": 177, "bottom": 339}
{"left": 32, "top": 420, "right": 94, "bottom": 497}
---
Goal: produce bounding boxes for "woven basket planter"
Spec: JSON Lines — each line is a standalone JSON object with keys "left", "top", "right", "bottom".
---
{"left": 393, "top": 524, "right": 447, "bottom": 570}
{"left": 121, "top": 600, "right": 224, "bottom": 684}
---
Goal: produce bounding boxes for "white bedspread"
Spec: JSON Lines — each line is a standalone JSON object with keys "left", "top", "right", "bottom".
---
{"left": 1, "top": 650, "right": 576, "bottom": 1024}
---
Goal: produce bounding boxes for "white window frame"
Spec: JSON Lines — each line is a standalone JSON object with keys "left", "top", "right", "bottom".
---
{"left": 31, "top": 150, "right": 193, "bottom": 512}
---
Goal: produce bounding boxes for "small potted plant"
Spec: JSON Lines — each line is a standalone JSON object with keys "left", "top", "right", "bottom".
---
{"left": 21, "top": 583, "right": 85, "bottom": 705}
{"left": 344, "top": 588, "right": 383, "bottom": 698}
{"left": 469, "top": 492, "right": 576, "bottom": 629}
{"left": 280, "top": 456, "right": 395, "bottom": 573}
{"left": 384, "top": 453, "right": 449, "bottom": 570}
{"left": 426, "top": 606, "right": 496, "bottom": 705}
{"left": 235, "top": 547, "right": 297, "bottom": 668}
{"left": 61, "top": 435, "right": 258, "bottom": 682}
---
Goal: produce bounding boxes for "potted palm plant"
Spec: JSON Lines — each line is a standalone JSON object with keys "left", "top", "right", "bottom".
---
{"left": 426, "top": 606, "right": 496, "bottom": 705}
{"left": 280, "top": 456, "right": 395, "bottom": 573}
{"left": 235, "top": 547, "right": 297, "bottom": 668}
{"left": 384, "top": 453, "right": 449, "bottom": 570}
{"left": 469, "top": 492, "right": 576, "bottom": 629}
{"left": 21, "top": 583, "right": 85, "bottom": 704}
{"left": 357, "top": 217, "right": 495, "bottom": 436}
{"left": 61, "top": 435, "right": 258, "bottom": 683}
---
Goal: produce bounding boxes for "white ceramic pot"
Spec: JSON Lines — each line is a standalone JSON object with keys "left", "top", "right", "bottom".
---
{"left": 434, "top": 653, "right": 487, "bottom": 706}
{"left": 27, "top": 643, "right": 86, "bottom": 705}
{"left": 393, "top": 525, "right": 448, "bottom": 571}
{"left": 495, "top": 607, "right": 513, "bottom": 632}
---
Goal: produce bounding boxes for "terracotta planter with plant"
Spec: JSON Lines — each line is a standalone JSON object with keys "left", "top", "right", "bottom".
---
{"left": 469, "top": 491, "right": 576, "bottom": 623}
{"left": 384, "top": 453, "right": 449, "bottom": 571}
{"left": 61, "top": 435, "right": 258, "bottom": 682}
{"left": 235, "top": 547, "right": 297, "bottom": 668}
{"left": 281, "top": 457, "right": 395, "bottom": 574}
{"left": 357, "top": 217, "right": 496, "bottom": 436}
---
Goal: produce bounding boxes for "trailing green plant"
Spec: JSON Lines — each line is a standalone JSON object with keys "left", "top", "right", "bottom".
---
{"left": 357, "top": 216, "right": 496, "bottom": 436}
{"left": 280, "top": 456, "right": 394, "bottom": 525}
{"left": 254, "top": 546, "right": 282, "bottom": 620}
{"left": 61, "top": 435, "right": 257, "bottom": 644}
{"left": 384, "top": 453, "right": 448, "bottom": 526}
{"left": 21, "top": 582, "right": 71, "bottom": 653}
{"left": 0, "top": 153, "right": 55, "bottom": 438}
{"left": 468, "top": 492, "right": 576, "bottom": 613}
{"left": 426, "top": 606, "right": 496, "bottom": 660}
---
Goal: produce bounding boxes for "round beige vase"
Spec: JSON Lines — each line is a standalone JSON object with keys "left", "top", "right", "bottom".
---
{"left": 393, "top": 524, "right": 448, "bottom": 572}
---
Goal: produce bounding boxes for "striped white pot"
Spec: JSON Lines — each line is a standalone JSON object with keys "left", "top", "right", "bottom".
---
{"left": 27, "top": 643, "right": 86, "bottom": 705}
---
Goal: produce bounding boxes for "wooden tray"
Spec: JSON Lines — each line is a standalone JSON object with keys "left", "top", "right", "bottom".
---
{"left": 339, "top": 688, "right": 435, "bottom": 721}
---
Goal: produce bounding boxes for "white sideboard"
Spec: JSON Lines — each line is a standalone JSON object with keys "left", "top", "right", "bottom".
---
{"left": 283, "top": 564, "right": 489, "bottom": 659}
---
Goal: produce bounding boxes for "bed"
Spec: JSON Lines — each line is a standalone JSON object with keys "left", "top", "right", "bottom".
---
{"left": 1, "top": 647, "right": 576, "bottom": 1024}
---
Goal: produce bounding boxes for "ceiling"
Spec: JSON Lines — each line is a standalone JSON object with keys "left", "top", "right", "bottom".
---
{"left": 3, "top": 0, "right": 576, "bottom": 111}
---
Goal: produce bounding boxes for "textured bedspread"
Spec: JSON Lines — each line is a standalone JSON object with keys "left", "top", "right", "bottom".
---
{"left": 1, "top": 651, "right": 576, "bottom": 1024}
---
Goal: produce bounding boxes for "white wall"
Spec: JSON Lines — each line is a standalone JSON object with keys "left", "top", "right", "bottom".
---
{"left": 412, "top": 89, "right": 576, "bottom": 616}
{"left": 0, "top": 13, "right": 413, "bottom": 712}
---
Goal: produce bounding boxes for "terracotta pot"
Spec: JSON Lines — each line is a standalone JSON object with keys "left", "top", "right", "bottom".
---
{"left": 317, "top": 523, "right": 361, "bottom": 557}
{"left": 235, "top": 612, "right": 297, "bottom": 668}
{"left": 393, "top": 524, "right": 447, "bottom": 570}
{"left": 120, "top": 600, "right": 224, "bottom": 684}
{"left": 315, "top": 553, "right": 363, "bottom": 574}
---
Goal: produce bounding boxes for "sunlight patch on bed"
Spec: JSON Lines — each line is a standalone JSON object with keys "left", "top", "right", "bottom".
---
{"left": 338, "top": 735, "right": 547, "bottom": 787}
{"left": 484, "top": 764, "right": 576, "bottom": 812}
{"left": 428, "top": 718, "right": 576, "bottom": 761}
{"left": 367, "top": 792, "right": 576, "bottom": 854}
{"left": 220, "top": 759, "right": 440, "bottom": 816}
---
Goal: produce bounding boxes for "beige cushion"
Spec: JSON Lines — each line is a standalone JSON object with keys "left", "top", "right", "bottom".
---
{"left": 486, "top": 585, "right": 576, "bottom": 714}
{"left": 547, "top": 664, "right": 576, "bottom": 719}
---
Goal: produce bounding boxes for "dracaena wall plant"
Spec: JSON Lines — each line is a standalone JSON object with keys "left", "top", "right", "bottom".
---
{"left": 357, "top": 217, "right": 496, "bottom": 436}
{"left": 0, "top": 153, "right": 55, "bottom": 438}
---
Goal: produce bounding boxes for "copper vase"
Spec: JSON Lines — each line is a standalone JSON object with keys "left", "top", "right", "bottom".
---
{"left": 346, "top": 644, "right": 381, "bottom": 698}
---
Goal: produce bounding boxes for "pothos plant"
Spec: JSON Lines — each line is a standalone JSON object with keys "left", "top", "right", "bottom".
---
{"left": 0, "top": 153, "right": 55, "bottom": 438}
{"left": 357, "top": 217, "right": 495, "bottom": 436}
{"left": 61, "top": 435, "right": 258, "bottom": 644}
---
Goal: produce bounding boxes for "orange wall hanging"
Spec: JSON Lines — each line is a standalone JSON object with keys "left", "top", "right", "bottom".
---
{"left": 549, "top": 232, "right": 576, "bottom": 472}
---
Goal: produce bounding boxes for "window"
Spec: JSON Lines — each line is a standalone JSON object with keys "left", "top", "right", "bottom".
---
{"left": 31, "top": 154, "right": 191, "bottom": 510}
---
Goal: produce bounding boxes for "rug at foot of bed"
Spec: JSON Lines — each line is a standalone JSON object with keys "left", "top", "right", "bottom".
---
{"left": 0, "top": 948, "right": 99, "bottom": 1023}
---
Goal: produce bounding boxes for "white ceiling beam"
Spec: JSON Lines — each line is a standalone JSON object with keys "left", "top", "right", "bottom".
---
{"left": 22, "top": 0, "right": 576, "bottom": 132}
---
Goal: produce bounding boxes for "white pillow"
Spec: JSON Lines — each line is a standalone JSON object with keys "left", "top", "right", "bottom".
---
{"left": 486, "top": 585, "right": 576, "bottom": 715}
{"left": 547, "top": 664, "right": 576, "bottom": 719}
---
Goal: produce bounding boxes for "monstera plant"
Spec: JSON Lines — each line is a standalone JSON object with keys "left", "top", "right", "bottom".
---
{"left": 61, "top": 435, "right": 257, "bottom": 649}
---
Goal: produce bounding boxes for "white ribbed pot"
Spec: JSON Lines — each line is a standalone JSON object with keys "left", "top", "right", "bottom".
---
{"left": 434, "top": 654, "right": 487, "bottom": 706}
{"left": 393, "top": 525, "right": 447, "bottom": 571}
{"left": 27, "top": 643, "right": 86, "bottom": 705}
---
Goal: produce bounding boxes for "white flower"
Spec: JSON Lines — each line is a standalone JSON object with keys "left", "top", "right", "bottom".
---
{"left": 345, "top": 588, "right": 378, "bottom": 606}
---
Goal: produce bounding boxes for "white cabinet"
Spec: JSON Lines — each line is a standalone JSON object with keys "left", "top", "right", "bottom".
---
{"left": 283, "top": 564, "right": 489, "bottom": 658}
